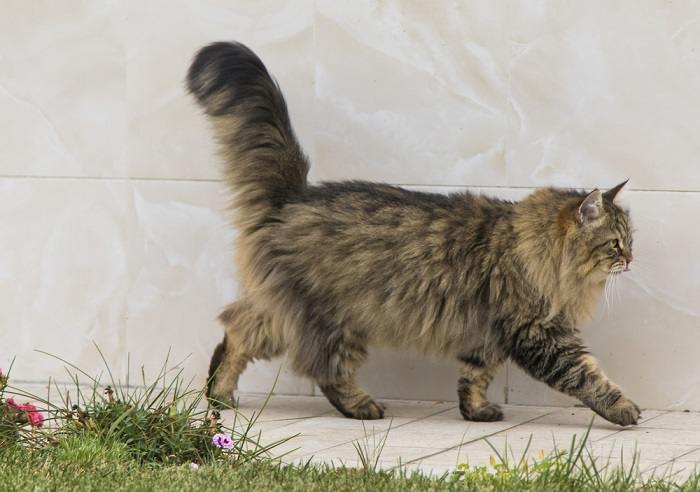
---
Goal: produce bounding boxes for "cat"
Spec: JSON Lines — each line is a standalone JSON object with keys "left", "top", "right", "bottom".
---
{"left": 187, "top": 41, "right": 639, "bottom": 426}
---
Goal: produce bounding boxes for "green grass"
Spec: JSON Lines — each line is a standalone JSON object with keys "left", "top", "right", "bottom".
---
{"left": 2, "top": 349, "right": 700, "bottom": 491}
{"left": 2, "top": 347, "right": 294, "bottom": 466}
{"left": 2, "top": 437, "right": 700, "bottom": 492}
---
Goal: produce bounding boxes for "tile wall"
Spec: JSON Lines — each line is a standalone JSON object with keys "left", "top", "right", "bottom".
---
{"left": 2, "top": 1, "right": 698, "bottom": 409}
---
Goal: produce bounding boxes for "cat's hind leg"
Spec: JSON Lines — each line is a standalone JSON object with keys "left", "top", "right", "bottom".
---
{"left": 291, "top": 315, "right": 384, "bottom": 419}
{"left": 319, "top": 370, "right": 385, "bottom": 420}
{"left": 457, "top": 355, "right": 504, "bottom": 422}
{"left": 207, "top": 300, "right": 283, "bottom": 408}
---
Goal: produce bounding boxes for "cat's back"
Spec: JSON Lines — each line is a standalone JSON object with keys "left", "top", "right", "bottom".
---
{"left": 278, "top": 180, "right": 510, "bottom": 235}
{"left": 264, "top": 180, "right": 515, "bottom": 273}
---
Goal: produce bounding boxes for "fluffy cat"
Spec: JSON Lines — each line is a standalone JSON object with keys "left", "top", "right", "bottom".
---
{"left": 187, "top": 41, "right": 639, "bottom": 426}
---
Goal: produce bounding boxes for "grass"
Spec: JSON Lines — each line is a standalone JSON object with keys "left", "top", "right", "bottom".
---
{"left": 352, "top": 418, "right": 393, "bottom": 474}
{"left": 0, "top": 443, "right": 442, "bottom": 491}
{"left": 3, "top": 435, "right": 700, "bottom": 492}
{"left": 3, "top": 349, "right": 700, "bottom": 490}
{"left": 1, "top": 347, "right": 294, "bottom": 466}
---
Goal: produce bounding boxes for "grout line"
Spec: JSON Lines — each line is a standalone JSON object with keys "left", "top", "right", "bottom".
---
{"left": 292, "top": 404, "right": 460, "bottom": 459}
{"left": 2, "top": 174, "right": 700, "bottom": 194}
{"left": 590, "top": 410, "right": 670, "bottom": 444}
{"left": 583, "top": 410, "right": 679, "bottom": 478}
{"left": 0, "top": 174, "right": 223, "bottom": 183}
{"left": 247, "top": 411, "right": 336, "bottom": 433}
{"left": 396, "top": 409, "right": 560, "bottom": 469}
{"left": 645, "top": 445, "right": 700, "bottom": 474}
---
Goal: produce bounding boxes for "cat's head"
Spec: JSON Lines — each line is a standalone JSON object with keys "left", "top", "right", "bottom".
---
{"left": 565, "top": 180, "right": 633, "bottom": 281}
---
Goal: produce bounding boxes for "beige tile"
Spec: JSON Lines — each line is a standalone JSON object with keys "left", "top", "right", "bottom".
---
{"left": 538, "top": 407, "right": 666, "bottom": 429}
{"left": 416, "top": 438, "right": 678, "bottom": 477}
{"left": 377, "top": 404, "right": 553, "bottom": 451}
{"left": 591, "top": 439, "right": 697, "bottom": 463}
{"left": 0, "top": 2, "right": 126, "bottom": 177}
{"left": 230, "top": 395, "right": 335, "bottom": 434}
{"left": 372, "top": 445, "right": 456, "bottom": 467}
{"left": 125, "top": 0, "right": 315, "bottom": 180}
{"left": 638, "top": 411, "right": 700, "bottom": 431}
{"left": 642, "top": 463, "right": 700, "bottom": 486}
{"left": 296, "top": 442, "right": 443, "bottom": 468}
{"left": 598, "top": 427, "right": 700, "bottom": 447}
{"left": 379, "top": 418, "right": 505, "bottom": 449}
{"left": 381, "top": 399, "right": 456, "bottom": 419}
{"left": 264, "top": 414, "right": 417, "bottom": 459}
{"left": 664, "top": 448, "right": 700, "bottom": 465}
{"left": 314, "top": 3, "right": 510, "bottom": 187}
{"left": 489, "top": 407, "right": 669, "bottom": 445}
{"left": 415, "top": 442, "right": 508, "bottom": 469}
{"left": 0, "top": 179, "right": 128, "bottom": 382}
{"left": 315, "top": 1, "right": 700, "bottom": 192}
{"left": 0, "top": 1, "right": 314, "bottom": 181}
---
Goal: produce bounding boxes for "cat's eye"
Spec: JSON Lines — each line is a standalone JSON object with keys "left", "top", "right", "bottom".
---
{"left": 610, "top": 239, "right": 620, "bottom": 249}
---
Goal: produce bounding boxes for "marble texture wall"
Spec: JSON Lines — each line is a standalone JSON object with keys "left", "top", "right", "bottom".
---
{"left": 2, "top": 1, "right": 699, "bottom": 410}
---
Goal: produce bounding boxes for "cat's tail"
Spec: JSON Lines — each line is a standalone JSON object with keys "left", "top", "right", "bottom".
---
{"left": 187, "top": 42, "right": 309, "bottom": 232}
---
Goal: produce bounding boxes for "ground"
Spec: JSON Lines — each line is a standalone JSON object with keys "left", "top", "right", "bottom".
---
{"left": 229, "top": 393, "right": 700, "bottom": 482}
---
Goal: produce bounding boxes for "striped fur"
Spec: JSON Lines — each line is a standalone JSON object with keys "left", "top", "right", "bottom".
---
{"left": 188, "top": 42, "right": 639, "bottom": 426}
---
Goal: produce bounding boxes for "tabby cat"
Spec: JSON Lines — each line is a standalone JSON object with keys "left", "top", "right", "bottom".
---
{"left": 187, "top": 41, "right": 639, "bottom": 426}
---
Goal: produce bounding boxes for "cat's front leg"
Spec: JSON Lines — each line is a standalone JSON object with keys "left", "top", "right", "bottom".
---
{"left": 509, "top": 324, "right": 640, "bottom": 426}
{"left": 457, "top": 355, "right": 503, "bottom": 422}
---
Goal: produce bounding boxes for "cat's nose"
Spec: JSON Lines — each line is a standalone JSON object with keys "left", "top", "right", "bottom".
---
{"left": 623, "top": 252, "right": 633, "bottom": 271}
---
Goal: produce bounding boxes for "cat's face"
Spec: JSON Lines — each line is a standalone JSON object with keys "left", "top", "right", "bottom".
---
{"left": 569, "top": 181, "right": 634, "bottom": 280}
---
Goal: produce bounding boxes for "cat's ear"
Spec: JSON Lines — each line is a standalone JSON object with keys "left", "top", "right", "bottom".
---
{"left": 577, "top": 189, "right": 603, "bottom": 225}
{"left": 603, "top": 178, "right": 629, "bottom": 202}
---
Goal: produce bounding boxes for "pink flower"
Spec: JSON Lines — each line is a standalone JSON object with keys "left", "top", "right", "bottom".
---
{"left": 212, "top": 433, "right": 234, "bottom": 449}
{"left": 5, "top": 398, "right": 44, "bottom": 428}
{"left": 18, "top": 403, "right": 44, "bottom": 428}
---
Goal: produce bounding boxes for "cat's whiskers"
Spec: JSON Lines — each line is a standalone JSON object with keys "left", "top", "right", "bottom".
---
{"left": 603, "top": 273, "right": 613, "bottom": 314}
{"left": 613, "top": 271, "right": 621, "bottom": 307}
{"left": 610, "top": 272, "right": 618, "bottom": 311}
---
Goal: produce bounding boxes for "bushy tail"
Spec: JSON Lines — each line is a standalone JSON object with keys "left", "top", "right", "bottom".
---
{"left": 187, "top": 42, "right": 309, "bottom": 232}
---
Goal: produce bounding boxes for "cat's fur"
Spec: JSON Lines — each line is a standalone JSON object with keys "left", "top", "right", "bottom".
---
{"left": 188, "top": 41, "right": 639, "bottom": 426}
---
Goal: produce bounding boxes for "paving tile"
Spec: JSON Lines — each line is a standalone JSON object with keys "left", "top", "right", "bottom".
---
{"left": 380, "top": 404, "right": 554, "bottom": 450}
{"left": 636, "top": 411, "right": 700, "bottom": 430}
{"left": 486, "top": 420, "right": 616, "bottom": 445}
{"left": 381, "top": 398, "right": 457, "bottom": 419}
{"left": 416, "top": 436, "right": 568, "bottom": 469}
{"left": 536, "top": 406, "right": 665, "bottom": 429}
{"left": 655, "top": 447, "right": 700, "bottom": 466}
{"left": 221, "top": 394, "right": 334, "bottom": 433}
{"left": 590, "top": 439, "right": 697, "bottom": 463}
{"left": 641, "top": 461, "right": 700, "bottom": 484}
{"left": 265, "top": 415, "right": 416, "bottom": 459}
{"left": 296, "top": 443, "right": 452, "bottom": 469}
{"left": 598, "top": 427, "right": 700, "bottom": 447}
{"left": 218, "top": 397, "right": 700, "bottom": 480}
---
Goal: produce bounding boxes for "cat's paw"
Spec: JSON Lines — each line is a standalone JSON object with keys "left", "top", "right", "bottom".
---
{"left": 460, "top": 402, "right": 504, "bottom": 422}
{"left": 343, "top": 399, "right": 385, "bottom": 420}
{"left": 603, "top": 396, "right": 641, "bottom": 426}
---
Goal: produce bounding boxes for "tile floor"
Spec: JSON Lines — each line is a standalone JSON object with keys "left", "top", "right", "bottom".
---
{"left": 223, "top": 394, "right": 700, "bottom": 482}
